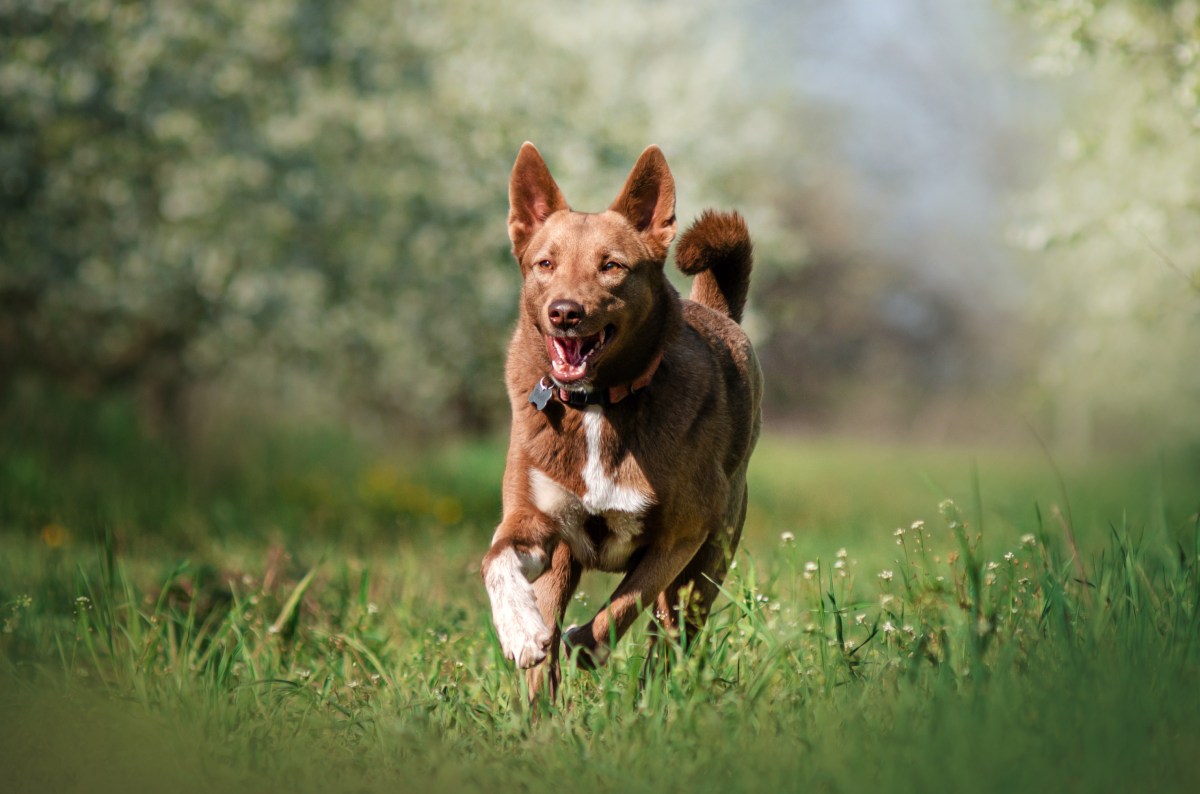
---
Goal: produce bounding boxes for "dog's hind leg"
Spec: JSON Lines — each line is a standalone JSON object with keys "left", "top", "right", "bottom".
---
{"left": 525, "top": 541, "right": 582, "bottom": 705}
{"left": 646, "top": 481, "right": 748, "bottom": 670}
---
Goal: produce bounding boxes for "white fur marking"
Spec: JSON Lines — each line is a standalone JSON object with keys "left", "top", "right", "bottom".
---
{"left": 530, "top": 468, "right": 574, "bottom": 517}
{"left": 484, "top": 547, "right": 551, "bottom": 668}
{"left": 581, "top": 407, "right": 652, "bottom": 515}
{"left": 530, "top": 467, "right": 593, "bottom": 561}
{"left": 527, "top": 416, "right": 652, "bottom": 571}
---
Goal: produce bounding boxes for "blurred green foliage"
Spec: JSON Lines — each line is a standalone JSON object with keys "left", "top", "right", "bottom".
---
{"left": 1009, "top": 0, "right": 1200, "bottom": 446}
{"left": 0, "top": 383, "right": 504, "bottom": 555}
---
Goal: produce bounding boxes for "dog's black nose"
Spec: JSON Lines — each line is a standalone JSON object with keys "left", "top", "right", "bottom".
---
{"left": 547, "top": 300, "right": 584, "bottom": 330}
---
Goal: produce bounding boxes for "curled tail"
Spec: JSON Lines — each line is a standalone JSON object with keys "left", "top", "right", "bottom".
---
{"left": 674, "top": 210, "right": 753, "bottom": 324}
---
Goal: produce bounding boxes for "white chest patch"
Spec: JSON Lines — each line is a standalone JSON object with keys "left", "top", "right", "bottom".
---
{"left": 580, "top": 407, "right": 652, "bottom": 515}
{"left": 528, "top": 407, "right": 652, "bottom": 571}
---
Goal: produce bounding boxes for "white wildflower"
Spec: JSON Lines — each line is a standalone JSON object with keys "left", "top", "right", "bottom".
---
{"left": 780, "top": 531, "right": 795, "bottom": 544}
{"left": 878, "top": 569, "right": 893, "bottom": 582}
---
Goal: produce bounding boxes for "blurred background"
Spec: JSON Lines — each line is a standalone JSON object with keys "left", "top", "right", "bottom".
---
{"left": 2, "top": 0, "right": 1198, "bottom": 456}
{"left": 4, "top": 5, "right": 1200, "bottom": 785}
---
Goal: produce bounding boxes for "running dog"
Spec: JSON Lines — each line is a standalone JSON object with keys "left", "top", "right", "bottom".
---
{"left": 481, "top": 142, "right": 762, "bottom": 699}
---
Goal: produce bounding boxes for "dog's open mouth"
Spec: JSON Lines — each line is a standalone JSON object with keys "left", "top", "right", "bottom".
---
{"left": 546, "top": 325, "right": 615, "bottom": 383}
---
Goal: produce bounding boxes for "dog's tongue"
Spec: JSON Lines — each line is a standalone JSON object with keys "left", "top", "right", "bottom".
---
{"left": 547, "top": 334, "right": 596, "bottom": 382}
{"left": 557, "top": 338, "right": 585, "bottom": 366}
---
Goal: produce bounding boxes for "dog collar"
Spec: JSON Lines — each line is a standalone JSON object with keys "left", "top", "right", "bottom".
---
{"left": 528, "top": 352, "right": 663, "bottom": 411}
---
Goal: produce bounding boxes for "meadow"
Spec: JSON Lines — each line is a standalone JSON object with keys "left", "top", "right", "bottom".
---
{"left": 2, "top": 390, "right": 1199, "bottom": 793}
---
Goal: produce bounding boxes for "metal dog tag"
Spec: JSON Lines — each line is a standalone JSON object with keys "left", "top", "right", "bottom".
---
{"left": 528, "top": 378, "right": 554, "bottom": 411}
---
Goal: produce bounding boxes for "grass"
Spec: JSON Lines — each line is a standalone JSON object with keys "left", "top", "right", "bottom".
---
{"left": 2, "top": 389, "right": 1200, "bottom": 793}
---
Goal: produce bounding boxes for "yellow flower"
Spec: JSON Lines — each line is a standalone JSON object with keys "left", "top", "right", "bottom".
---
{"left": 40, "top": 523, "right": 70, "bottom": 548}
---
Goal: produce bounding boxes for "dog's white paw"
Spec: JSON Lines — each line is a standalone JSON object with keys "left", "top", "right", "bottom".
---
{"left": 485, "top": 547, "right": 551, "bottom": 668}
{"left": 495, "top": 602, "right": 552, "bottom": 668}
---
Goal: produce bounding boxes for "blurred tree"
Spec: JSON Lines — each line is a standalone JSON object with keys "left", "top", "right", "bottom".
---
{"left": 1008, "top": 0, "right": 1200, "bottom": 448}
{"left": 0, "top": 0, "right": 796, "bottom": 436}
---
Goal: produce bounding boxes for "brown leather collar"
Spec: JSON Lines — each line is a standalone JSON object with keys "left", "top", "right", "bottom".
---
{"left": 529, "top": 351, "right": 664, "bottom": 411}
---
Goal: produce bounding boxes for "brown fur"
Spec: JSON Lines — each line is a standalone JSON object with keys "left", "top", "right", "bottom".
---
{"left": 481, "top": 142, "right": 762, "bottom": 702}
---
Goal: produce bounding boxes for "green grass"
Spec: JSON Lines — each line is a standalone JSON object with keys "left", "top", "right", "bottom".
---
{"left": 2, "top": 390, "right": 1200, "bottom": 793}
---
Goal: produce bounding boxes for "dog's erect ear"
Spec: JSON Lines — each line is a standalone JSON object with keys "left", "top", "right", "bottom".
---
{"left": 609, "top": 145, "right": 676, "bottom": 259}
{"left": 508, "top": 142, "right": 569, "bottom": 261}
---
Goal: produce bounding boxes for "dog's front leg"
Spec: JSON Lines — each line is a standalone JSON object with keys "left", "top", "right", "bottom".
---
{"left": 525, "top": 541, "right": 582, "bottom": 702}
{"left": 563, "top": 531, "right": 708, "bottom": 667}
{"left": 482, "top": 506, "right": 558, "bottom": 669}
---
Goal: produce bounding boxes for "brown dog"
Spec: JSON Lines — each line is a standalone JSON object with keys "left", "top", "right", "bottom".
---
{"left": 481, "top": 142, "right": 762, "bottom": 699}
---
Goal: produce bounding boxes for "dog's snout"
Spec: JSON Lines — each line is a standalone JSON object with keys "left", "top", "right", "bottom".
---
{"left": 547, "top": 299, "right": 584, "bottom": 330}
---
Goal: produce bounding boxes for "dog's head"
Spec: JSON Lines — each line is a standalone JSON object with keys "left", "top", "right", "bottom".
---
{"left": 507, "top": 143, "right": 677, "bottom": 388}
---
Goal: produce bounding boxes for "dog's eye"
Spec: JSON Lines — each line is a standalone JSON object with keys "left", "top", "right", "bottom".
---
{"left": 536, "top": 259, "right": 553, "bottom": 270}
{"left": 600, "top": 260, "right": 623, "bottom": 272}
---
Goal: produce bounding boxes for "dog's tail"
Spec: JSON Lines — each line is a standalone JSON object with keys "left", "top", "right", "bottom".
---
{"left": 674, "top": 210, "right": 753, "bottom": 324}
